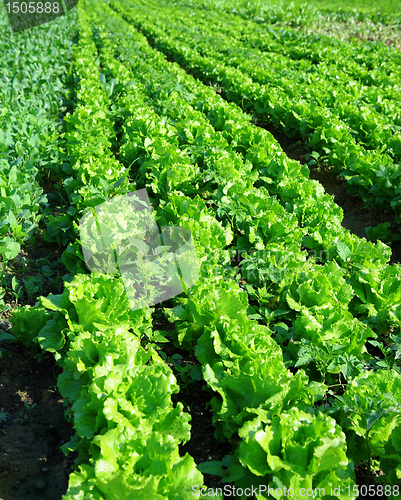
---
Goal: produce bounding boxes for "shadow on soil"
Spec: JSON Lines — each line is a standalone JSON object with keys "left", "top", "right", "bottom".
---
{"left": 0, "top": 331, "right": 76, "bottom": 500}
{"left": 263, "top": 122, "right": 401, "bottom": 265}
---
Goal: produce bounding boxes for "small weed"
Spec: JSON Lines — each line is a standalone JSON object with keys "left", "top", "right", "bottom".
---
{"left": 19, "top": 402, "right": 37, "bottom": 423}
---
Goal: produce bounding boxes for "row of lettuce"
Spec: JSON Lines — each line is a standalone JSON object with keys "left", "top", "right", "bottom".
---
{"left": 9, "top": 0, "right": 401, "bottom": 497}
{"left": 103, "top": 0, "right": 401, "bottom": 365}
{"left": 143, "top": 0, "right": 401, "bottom": 95}
{"left": 106, "top": 0, "right": 401, "bottom": 341}
{"left": 0, "top": 9, "right": 75, "bottom": 310}
{"left": 99, "top": 1, "right": 401, "bottom": 494}
{"left": 116, "top": 0, "right": 401, "bottom": 223}
{"left": 11, "top": 5, "right": 206, "bottom": 499}
{"left": 176, "top": 0, "right": 401, "bottom": 40}
{"left": 142, "top": 0, "right": 401, "bottom": 160}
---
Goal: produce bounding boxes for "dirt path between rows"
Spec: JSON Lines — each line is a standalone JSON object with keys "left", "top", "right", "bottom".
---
{"left": 263, "top": 122, "right": 401, "bottom": 265}
{"left": 0, "top": 330, "right": 76, "bottom": 500}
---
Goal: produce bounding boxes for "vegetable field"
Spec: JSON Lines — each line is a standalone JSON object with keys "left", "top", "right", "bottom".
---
{"left": 1, "top": 0, "right": 401, "bottom": 498}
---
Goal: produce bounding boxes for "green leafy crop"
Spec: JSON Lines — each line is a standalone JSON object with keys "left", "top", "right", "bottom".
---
{"left": 229, "top": 408, "right": 356, "bottom": 499}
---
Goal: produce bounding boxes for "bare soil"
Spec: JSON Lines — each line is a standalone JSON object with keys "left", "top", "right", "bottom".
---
{"left": 0, "top": 232, "right": 74, "bottom": 500}
{"left": 0, "top": 333, "right": 76, "bottom": 500}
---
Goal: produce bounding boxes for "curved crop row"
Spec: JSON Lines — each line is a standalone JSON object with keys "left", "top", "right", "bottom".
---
{"left": 0, "top": 11, "right": 75, "bottom": 309}
{"left": 172, "top": 0, "right": 401, "bottom": 70}
{"left": 113, "top": 0, "right": 401, "bottom": 222}
{"left": 137, "top": 0, "right": 401, "bottom": 164}
{"left": 12, "top": 5, "right": 204, "bottom": 498}
{"left": 138, "top": 0, "right": 401, "bottom": 107}
{"left": 89, "top": 4, "right": 361, "bottom": 496}
{"left": 8, "top": 0, "right": 401, "bottom": 497}
{"left": 91, "top": 1, "right": 401, "bottom": 494}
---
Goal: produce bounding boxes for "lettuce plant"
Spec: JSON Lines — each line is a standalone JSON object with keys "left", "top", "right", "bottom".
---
{"left": 228, "top": 408, "right": 356, "bottom": 499}
{"left": 332, "top": 369, "right": 401, "bottom": 482}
